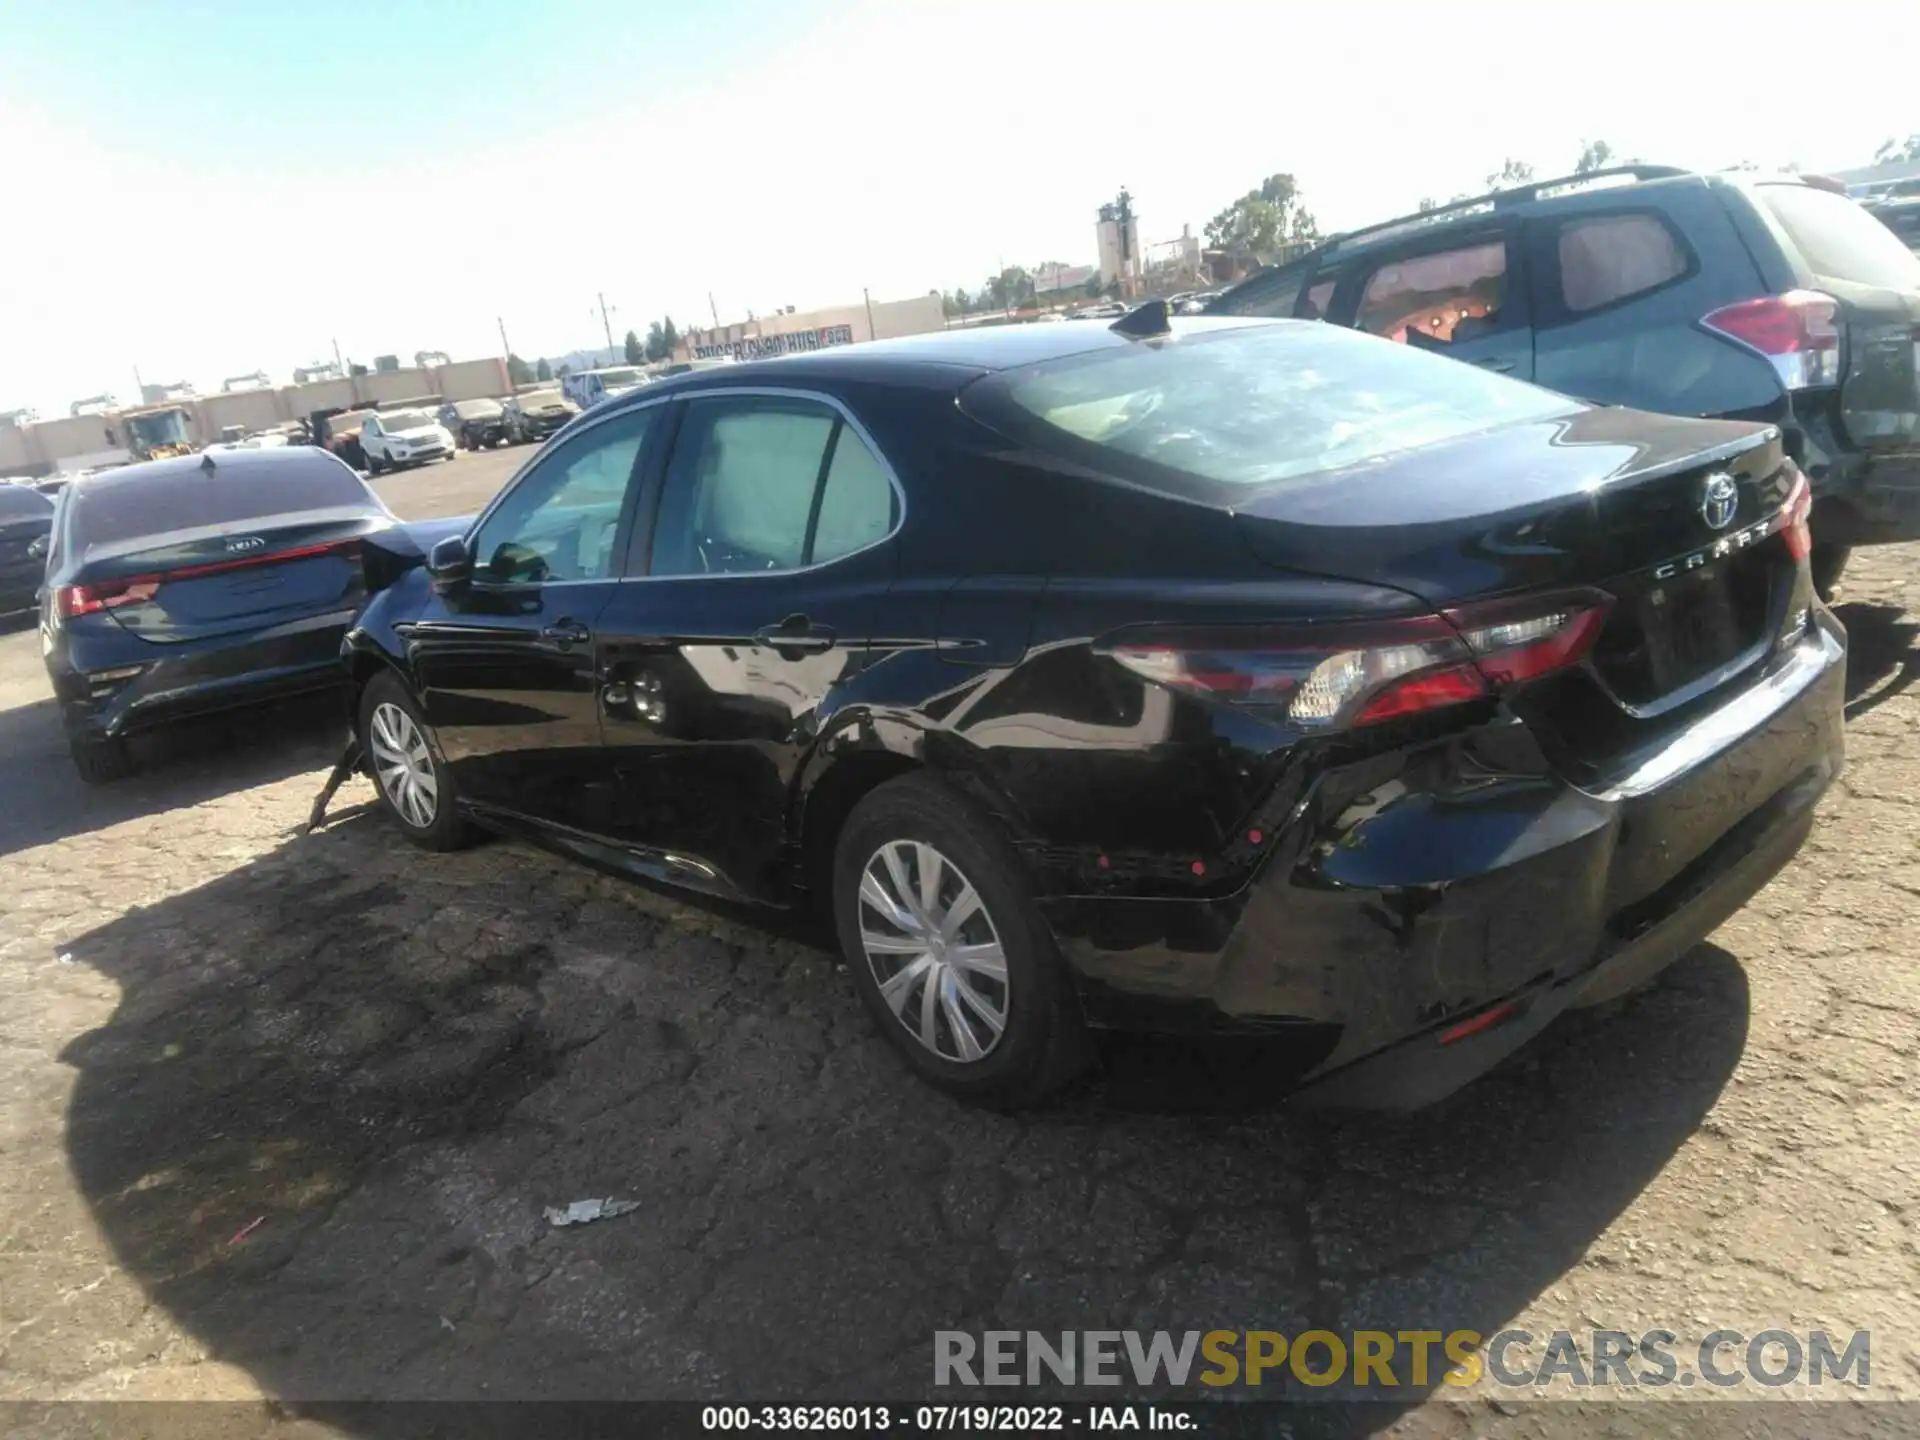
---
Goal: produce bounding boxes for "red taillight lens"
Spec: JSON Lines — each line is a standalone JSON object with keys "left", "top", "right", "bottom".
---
{"left": 56, "top": 579, "right": 161, "bottom": 618}
{"left": 1781, "top": 468, "right": 1813, "bottom": 562}
{"left": 1103, "top": 595, "right": 1609, "bottom": 731}
{"left": 1700, "top": 290, "right": 1841, "bottom": 389}
{"left": 53, "top": 538, "right": 360, "bottom": 620}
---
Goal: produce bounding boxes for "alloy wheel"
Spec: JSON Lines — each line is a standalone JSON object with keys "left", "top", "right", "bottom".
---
{"left": 858, "top": 841, "right": 1009, "bottom": 1062}
{"left": 369, "top": 701, "right": 439, "bottom": 829}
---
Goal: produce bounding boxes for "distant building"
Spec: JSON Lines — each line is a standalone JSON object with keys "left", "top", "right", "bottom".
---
{"left": 1034, "top": 263, "right": 1098, "bottom": 294}
{"left": 0, "top": 407, "right": 38, "bottom": 428}
{"left": 140, "top": 380, "right": 197, "bottom": 404}
{"left": 69, "top": 394, "right": 118, "bottom": 417}
{"left": 684, "top": 293, "right": 945, "bottom": 361}
{"left": 221, "top": 370, "right": 270, "bottom": 393}
{"left": 1097, "top": 193, "right": 1142, "bottom": 287}
{"left": 374, "top": 355, "right": 400, "bottom": 373}
{"left": 293, "top": 361, "right": 342, "bottom": 385}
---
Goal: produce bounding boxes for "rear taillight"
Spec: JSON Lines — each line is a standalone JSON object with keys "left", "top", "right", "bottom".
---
{"left": 1781, "top": 467, "right": 1814, "bottom": 562}
{"left": 56, "top": 579, "right": 160, "bottom": 618}
{"left": 53, "top": 538, "right": 360, "bottom": 620}
{"left": 1103, "top": 594, "right": 1610, "bottom": 731}
{"left": 1700, "top": 290, "right": 1841, "bottom": 389}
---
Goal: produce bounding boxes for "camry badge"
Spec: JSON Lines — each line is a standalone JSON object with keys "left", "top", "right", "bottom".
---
{"left": 1700, "top": 472, "right": 1738, "bottom": 531}
{"left": 225, "top": 535, "right": 268, "bottom": 553}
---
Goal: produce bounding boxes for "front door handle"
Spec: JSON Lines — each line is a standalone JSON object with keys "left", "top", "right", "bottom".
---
{"left": 754, "top": 614, "right": 836, "bottom": 654}
{"left": 541, "top": 618, "right": 591, "bottom": 649}
{"left": 1474, "top": 357, "right": 1517, "bottom": 373}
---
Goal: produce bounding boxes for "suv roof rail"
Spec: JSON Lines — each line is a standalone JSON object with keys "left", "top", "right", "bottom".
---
{"left": 1319, "top": 163, "right": 1693, "bottom": 257}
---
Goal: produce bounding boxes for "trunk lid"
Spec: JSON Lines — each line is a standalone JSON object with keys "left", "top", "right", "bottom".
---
{"left": 1233, "top": 406, "right": 1801, "bottom": 720}
{"left": 77, "top": 509, "right": 387, "bottom": 644}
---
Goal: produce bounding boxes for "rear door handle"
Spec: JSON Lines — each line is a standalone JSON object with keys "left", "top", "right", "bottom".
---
{"left": 754, "top": 614, "right": 836, "bottom": 653}
{"left": 541, "top": 618, "right": 591, "bottom": 648}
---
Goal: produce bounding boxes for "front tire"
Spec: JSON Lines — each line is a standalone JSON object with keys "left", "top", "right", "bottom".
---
{"left": 832, "top": 773, "right": 1087, "bottom": 1107}
{"left": 68, "top": 733, "right": 134, "bottom": 786}
{"left": 359, "top": 672, "right": 468, "bottom": 851}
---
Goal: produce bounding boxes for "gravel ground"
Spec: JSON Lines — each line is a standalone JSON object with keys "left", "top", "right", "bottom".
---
{"left": 0, "top": 479, "right": 1913, "bottom": 1432}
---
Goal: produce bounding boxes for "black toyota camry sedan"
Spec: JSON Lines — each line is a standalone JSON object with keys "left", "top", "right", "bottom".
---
{"left": 41, "top": 447, "right": 443, "bottom": 784}
{"left": 342, "top": 313, "right": 1845, "bottom": 1107}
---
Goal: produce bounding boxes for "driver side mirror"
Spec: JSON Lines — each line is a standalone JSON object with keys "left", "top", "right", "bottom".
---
{"left": 27, "top": 534, "right": 49, "bottom": 562}
{"left": 427, "top": 534, "right": 474, "bottom": 596}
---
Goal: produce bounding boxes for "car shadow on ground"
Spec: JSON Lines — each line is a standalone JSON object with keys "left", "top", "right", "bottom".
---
{"left": 1834, "top": 600, "right": 1920, "bottom": 720}
{"left": 53, "top": 808, "right": 1751, "bottom": 1429}
{"left": 0, "top": 691, "right": 345, "bottom": 859}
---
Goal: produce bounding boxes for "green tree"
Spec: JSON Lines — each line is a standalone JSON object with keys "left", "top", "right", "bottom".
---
{"left": 535, "top": 357, "right": 553, "bottom": 382}
{"left": 644, "top": 321, "right": 667, "bottom": 362}
{"left": 1874, "top": 134, "right": 1920, "bottom": 163}
{"left": 623, "top": 329, "right": 644, "bottom": 366}
{"left": 1574, "top": 139, "right": 1614, "bottom": 175}
{"left": 1416, "top": 196, "right": 1440, "bottom": 212}
{"left": 1205, "top": 174, "right": 1319, "bottom": 261}
{"left": 1485, "top": 158, "right": 1535, "bottom": 191}
{"left": 506, "top": 353, "right": 534, "bottom": 385}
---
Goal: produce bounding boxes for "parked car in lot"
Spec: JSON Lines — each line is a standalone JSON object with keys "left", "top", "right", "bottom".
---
{"left": 562, "top": 365, "right": 649, "bottom": 411}
{"left": 309, "top": 407, "right": 374, "bottom": 470}
{"left": 341, "top": 316, "right": 1844, "bottom": 1107}
{"left": 1855, "top": 178, "right": 1920, "bottom": 253}
{"left": 439, "top": 398, "right": 508, "bottom": 450}
{"left": 40, "top": 448, "right": 440, "bottom": 783}
{"left": 0, "top": 483, "right": 55, "bottom": 615}
{"left": 360, "top": 409, "right": 455, "bottom": 473}
{"left": 1209, "top": 164, "right": 1920, "bottom": 598}
{"left": 502, "top": 388, "right": 578, "bottom": 444}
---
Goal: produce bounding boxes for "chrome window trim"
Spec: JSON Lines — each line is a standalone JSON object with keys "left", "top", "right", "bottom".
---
{"left": 618, "top": 384, "right": 908, "bottom": 584}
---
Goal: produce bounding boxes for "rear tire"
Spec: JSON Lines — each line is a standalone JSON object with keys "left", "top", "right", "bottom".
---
{"left": 358, "top": 671, "right": 468, "bottom": 851}
{"left": 68, "top": 733, "right": 134, "bottom": 786}
{"left": 832, "top": 773, "right": 1088, "bottom": 1107}
{"left": 1811, "top": 543, "right": 1849, "bottom": 604}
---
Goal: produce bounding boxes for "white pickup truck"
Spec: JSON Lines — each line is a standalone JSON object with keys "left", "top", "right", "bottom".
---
{"left": 360, "top": 409, "right": 455, "bottom": 473}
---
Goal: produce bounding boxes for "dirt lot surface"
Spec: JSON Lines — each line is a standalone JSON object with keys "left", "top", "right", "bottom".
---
{"left": 0, "top": 456, "right": 1914, "bottom": 1430}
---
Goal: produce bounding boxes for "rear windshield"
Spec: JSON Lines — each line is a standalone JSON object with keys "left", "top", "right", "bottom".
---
{"left": 971, "top": 321, "right": 1580, "bottom": 494}
{"left": 1754, "top": 183, "right": 1920, "bottom": 289}
{"left": 0, "top": 485, "right": 54, "bottom": 519}
{"left": 71, "top": 460, "right": 373, "bottom": 546}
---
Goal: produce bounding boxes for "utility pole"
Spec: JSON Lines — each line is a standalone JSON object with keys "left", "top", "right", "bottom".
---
{"left": 863, "top": 288, "right": 877, "bottom": 342}
{"left": 596, "top": 293, "right": 615, "bottom": 359}
{"left": 497, "top": 316, "right": 513, "bottom": 360}
{"left": 331, "top": 338, "right": 345, "bottom": 377}
{"left": 708, "top": 291, "right": 720, "bottom": 327}
{"left": 131, "top": 364, "right": 144, "bottom": 401}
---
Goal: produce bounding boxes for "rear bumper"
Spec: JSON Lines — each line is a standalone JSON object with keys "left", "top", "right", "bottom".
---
{"left": 49, "top": 608, "right": 355, "bottom": 740}
{"left": 1039, "top": 613, "right": 1846, "bottom": 1108}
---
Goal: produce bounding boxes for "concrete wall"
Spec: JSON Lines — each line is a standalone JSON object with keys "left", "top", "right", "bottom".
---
{"left": 684, "top": 293, "right": 946, "bottom": 360}
{"left": 200, "top": 389, "right": 285, "bottom": 436}
{"left": 4, "top": 355, "right": 515, "bottom": 474}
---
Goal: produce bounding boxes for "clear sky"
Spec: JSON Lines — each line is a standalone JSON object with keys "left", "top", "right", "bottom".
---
{"left": 1, "top": 0, "right": 1915, "bottom": 412}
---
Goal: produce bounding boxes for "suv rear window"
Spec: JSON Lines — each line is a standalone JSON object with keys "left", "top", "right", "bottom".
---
{"left": 71, "top": 459, "right": 374, "bottom": 547}
{"left": 1754, "top": 183, "right": 1920, "bottom": 289}
{"left": 972, "top": 321, "right": 1579, "bottom": 495}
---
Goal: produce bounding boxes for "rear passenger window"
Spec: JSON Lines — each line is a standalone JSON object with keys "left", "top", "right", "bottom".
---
{"left": 1300, "top": 277, "right": 1336, "bottom": 320}
{"left": 1754, "top": 183, "right": 1920, "bottom": 289}
{"left": 1211, "top": 268, "right": 1305, "bottom": 319}
{"left": 1356, "top": 240, "right": 1508, "bottom": 347}
{"left": 1556, "top": 214, "right": 1689, "bottom": 312}
{"left": 811, "top": 429, "right": 896, "bottom": 564}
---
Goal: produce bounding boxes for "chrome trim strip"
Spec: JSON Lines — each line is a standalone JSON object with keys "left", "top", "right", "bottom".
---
{"left": 1592, "top": 626, "right": 1841, "bottom": 802}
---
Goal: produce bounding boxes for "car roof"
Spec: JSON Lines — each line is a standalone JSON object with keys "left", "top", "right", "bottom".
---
{"left": 73, "top": 446, "right": 362, "bottom": 495}
{"left": 616, "top": 316, "right": 1271, "bottom": 399}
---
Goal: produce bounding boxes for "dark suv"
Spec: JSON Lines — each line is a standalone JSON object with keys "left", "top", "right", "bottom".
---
{"left": 1210, "top": 164, "right": 1920, "bottom": 594}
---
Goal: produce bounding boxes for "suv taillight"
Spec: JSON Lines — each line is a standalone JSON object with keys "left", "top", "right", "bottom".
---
{"left": 1700, "top": 290, "right": 1842, "bottom": 389}
{"left": 1101, "top": 595, "right": 1611, "bottom": 731}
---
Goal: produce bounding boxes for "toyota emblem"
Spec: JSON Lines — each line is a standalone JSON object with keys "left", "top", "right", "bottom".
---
{"left": 1700, "top": 472, "right": 1738, "bottom": 531}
